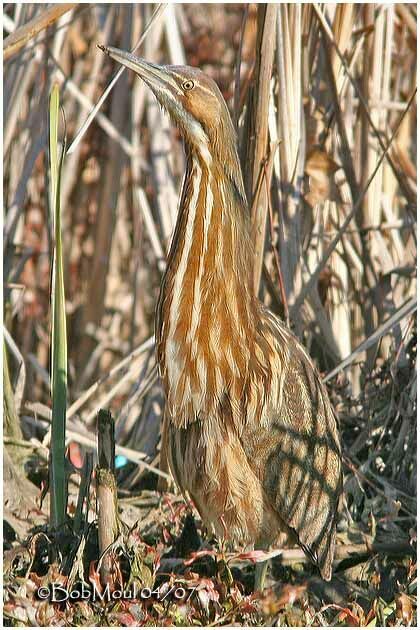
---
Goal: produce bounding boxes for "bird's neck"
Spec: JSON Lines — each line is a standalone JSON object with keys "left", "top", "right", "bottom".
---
{"left": 168, "top": 147, "right": 255, "bottom": 301}
{"left": 156, "top": 145, "right": 261, "bottom": 425}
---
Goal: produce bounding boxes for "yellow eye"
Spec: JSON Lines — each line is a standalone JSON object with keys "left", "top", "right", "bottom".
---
{"left": 182, "top": 80, "right": 195, "bottom": 91}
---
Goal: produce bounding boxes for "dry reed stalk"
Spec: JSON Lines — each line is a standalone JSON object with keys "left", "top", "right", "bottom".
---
{"left": 240, "top": 4, "right": 277, "bottom": 296}
{"left": 331, "top": 4, "right": 354, "bottom": 89}
{"left": 325, "top": 3, "right": 356, "bottom": 360}
{"left": 274, "top": 4, "right": 305, "bottom": 317}
{"left": 96, "top": 464, "right": 120, "bottom": 587}
{"left": 3, "top": 3, "right": 77, "bottom": 61}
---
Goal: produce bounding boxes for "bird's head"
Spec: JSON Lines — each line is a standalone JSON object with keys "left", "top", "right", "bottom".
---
{"left": 99, "top": 46, "right": 239, "bottom": 167}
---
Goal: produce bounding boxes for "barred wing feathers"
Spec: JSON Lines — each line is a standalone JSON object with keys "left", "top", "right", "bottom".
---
{"left": 241, "top": 313, "right": 342, "bottom": 580}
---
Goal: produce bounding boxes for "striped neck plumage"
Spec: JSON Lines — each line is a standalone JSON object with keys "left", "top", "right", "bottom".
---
{"left": 157, "top": 136, "right": 259, "bottom": 426}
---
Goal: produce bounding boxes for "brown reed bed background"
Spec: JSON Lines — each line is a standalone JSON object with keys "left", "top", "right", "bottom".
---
{"left": 3, "top": 3, "right": 417, "bottom": 626}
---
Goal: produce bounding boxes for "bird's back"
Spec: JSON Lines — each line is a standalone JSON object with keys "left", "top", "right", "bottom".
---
{"left": 241, "top": 308, "right": 342, "bottom": 580}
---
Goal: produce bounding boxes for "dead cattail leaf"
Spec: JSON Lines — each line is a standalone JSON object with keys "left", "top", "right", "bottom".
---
{"left": 304, "top": 147, "right": 341, "bottom": 207}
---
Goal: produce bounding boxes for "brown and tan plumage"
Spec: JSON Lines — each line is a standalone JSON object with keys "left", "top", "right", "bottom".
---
{"left": 100, "top": 46, "right": 342, "bottom": 585}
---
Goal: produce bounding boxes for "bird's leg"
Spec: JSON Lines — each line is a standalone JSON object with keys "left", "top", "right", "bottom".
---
{"left": 216, "top": 515, "right": 228, "bottom": 555}
{"left": 254, "top": 558, "right": 269, "bottom": 592}
{"left": 219, "top": 514, "right": 229, "bottom": 541}
{"left": 157, "top": 412, "right": 171, "bottom": 492}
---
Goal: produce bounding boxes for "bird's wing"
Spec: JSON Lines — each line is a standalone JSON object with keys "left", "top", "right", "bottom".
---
{"left": 240, "top": 316, "right": 342, "bottom": 580}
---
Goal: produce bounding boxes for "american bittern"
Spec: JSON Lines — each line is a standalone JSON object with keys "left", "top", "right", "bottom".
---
{"left": 100, "top": 45, "right": 342, "bottom": 587}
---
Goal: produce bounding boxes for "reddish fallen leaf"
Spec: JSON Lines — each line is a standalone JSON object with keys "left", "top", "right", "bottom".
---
{"left": 173, "top": 502, "right": 188, "bottom": 521}
{"left": 338, "top": 608, "right": 360, "bottom": 627}
{"left": 321, "top": 604, "right": 360, "bottom": 627}
{"left": 29, "top": 564, "right": 67, "bottom": 589}
{"left": 370, "top": 572, "right": 381, "bottom": 588}
{"left": 239, "top": 599, "right": 258, "bottom": 614}
{"left": 192, "top": 576, "right": 220, "bottom": 601}
{"left": 364, "top": 607, "right": 377, "bottom": 626}
{"left": 162, "top": 526, "right": 172, "bottom": 544}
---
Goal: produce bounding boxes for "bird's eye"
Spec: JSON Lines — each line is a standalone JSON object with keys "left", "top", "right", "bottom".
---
{"left": 182, "top": 80, "right": 195, "bottom": 91}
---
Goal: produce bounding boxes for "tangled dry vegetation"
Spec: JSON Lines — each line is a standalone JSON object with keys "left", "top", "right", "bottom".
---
{"left": 3, "top": 3, "right": 417, "bottom": 627}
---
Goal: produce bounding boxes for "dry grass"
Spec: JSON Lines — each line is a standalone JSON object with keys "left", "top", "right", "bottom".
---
{"left": 3, "top": 3, "right": 417, "bottom": 627}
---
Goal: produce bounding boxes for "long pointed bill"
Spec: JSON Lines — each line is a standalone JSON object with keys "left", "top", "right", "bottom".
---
{"left": 98, "top": 45, "right": 180, "bottom": 96}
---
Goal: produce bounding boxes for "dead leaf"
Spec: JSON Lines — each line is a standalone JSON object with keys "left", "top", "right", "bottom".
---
{"left": 337, "top": 606, "right": 360, "bottom": 626}
{"left": 304, "top": 147, "right": 341, "bottom": 207}
{"left": 317, "top": 267, "right": 344, "bottom": 305}
{"left": 322, "top": 603, "right": 361, "bottom": 627}
{"left": 260, "top": 583, "right": 307, "bottom": 617}
{"left": 88, "top": 560, "right": 103, "bottom": 595}
{"left": 276, "top": 583, "right": 308, "bottom": 607}
{"left": 3, "top": 546, "right": 32, "bottom": 578}
{"left": 396, "top": 593, "right": 413, "bottom": 625}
